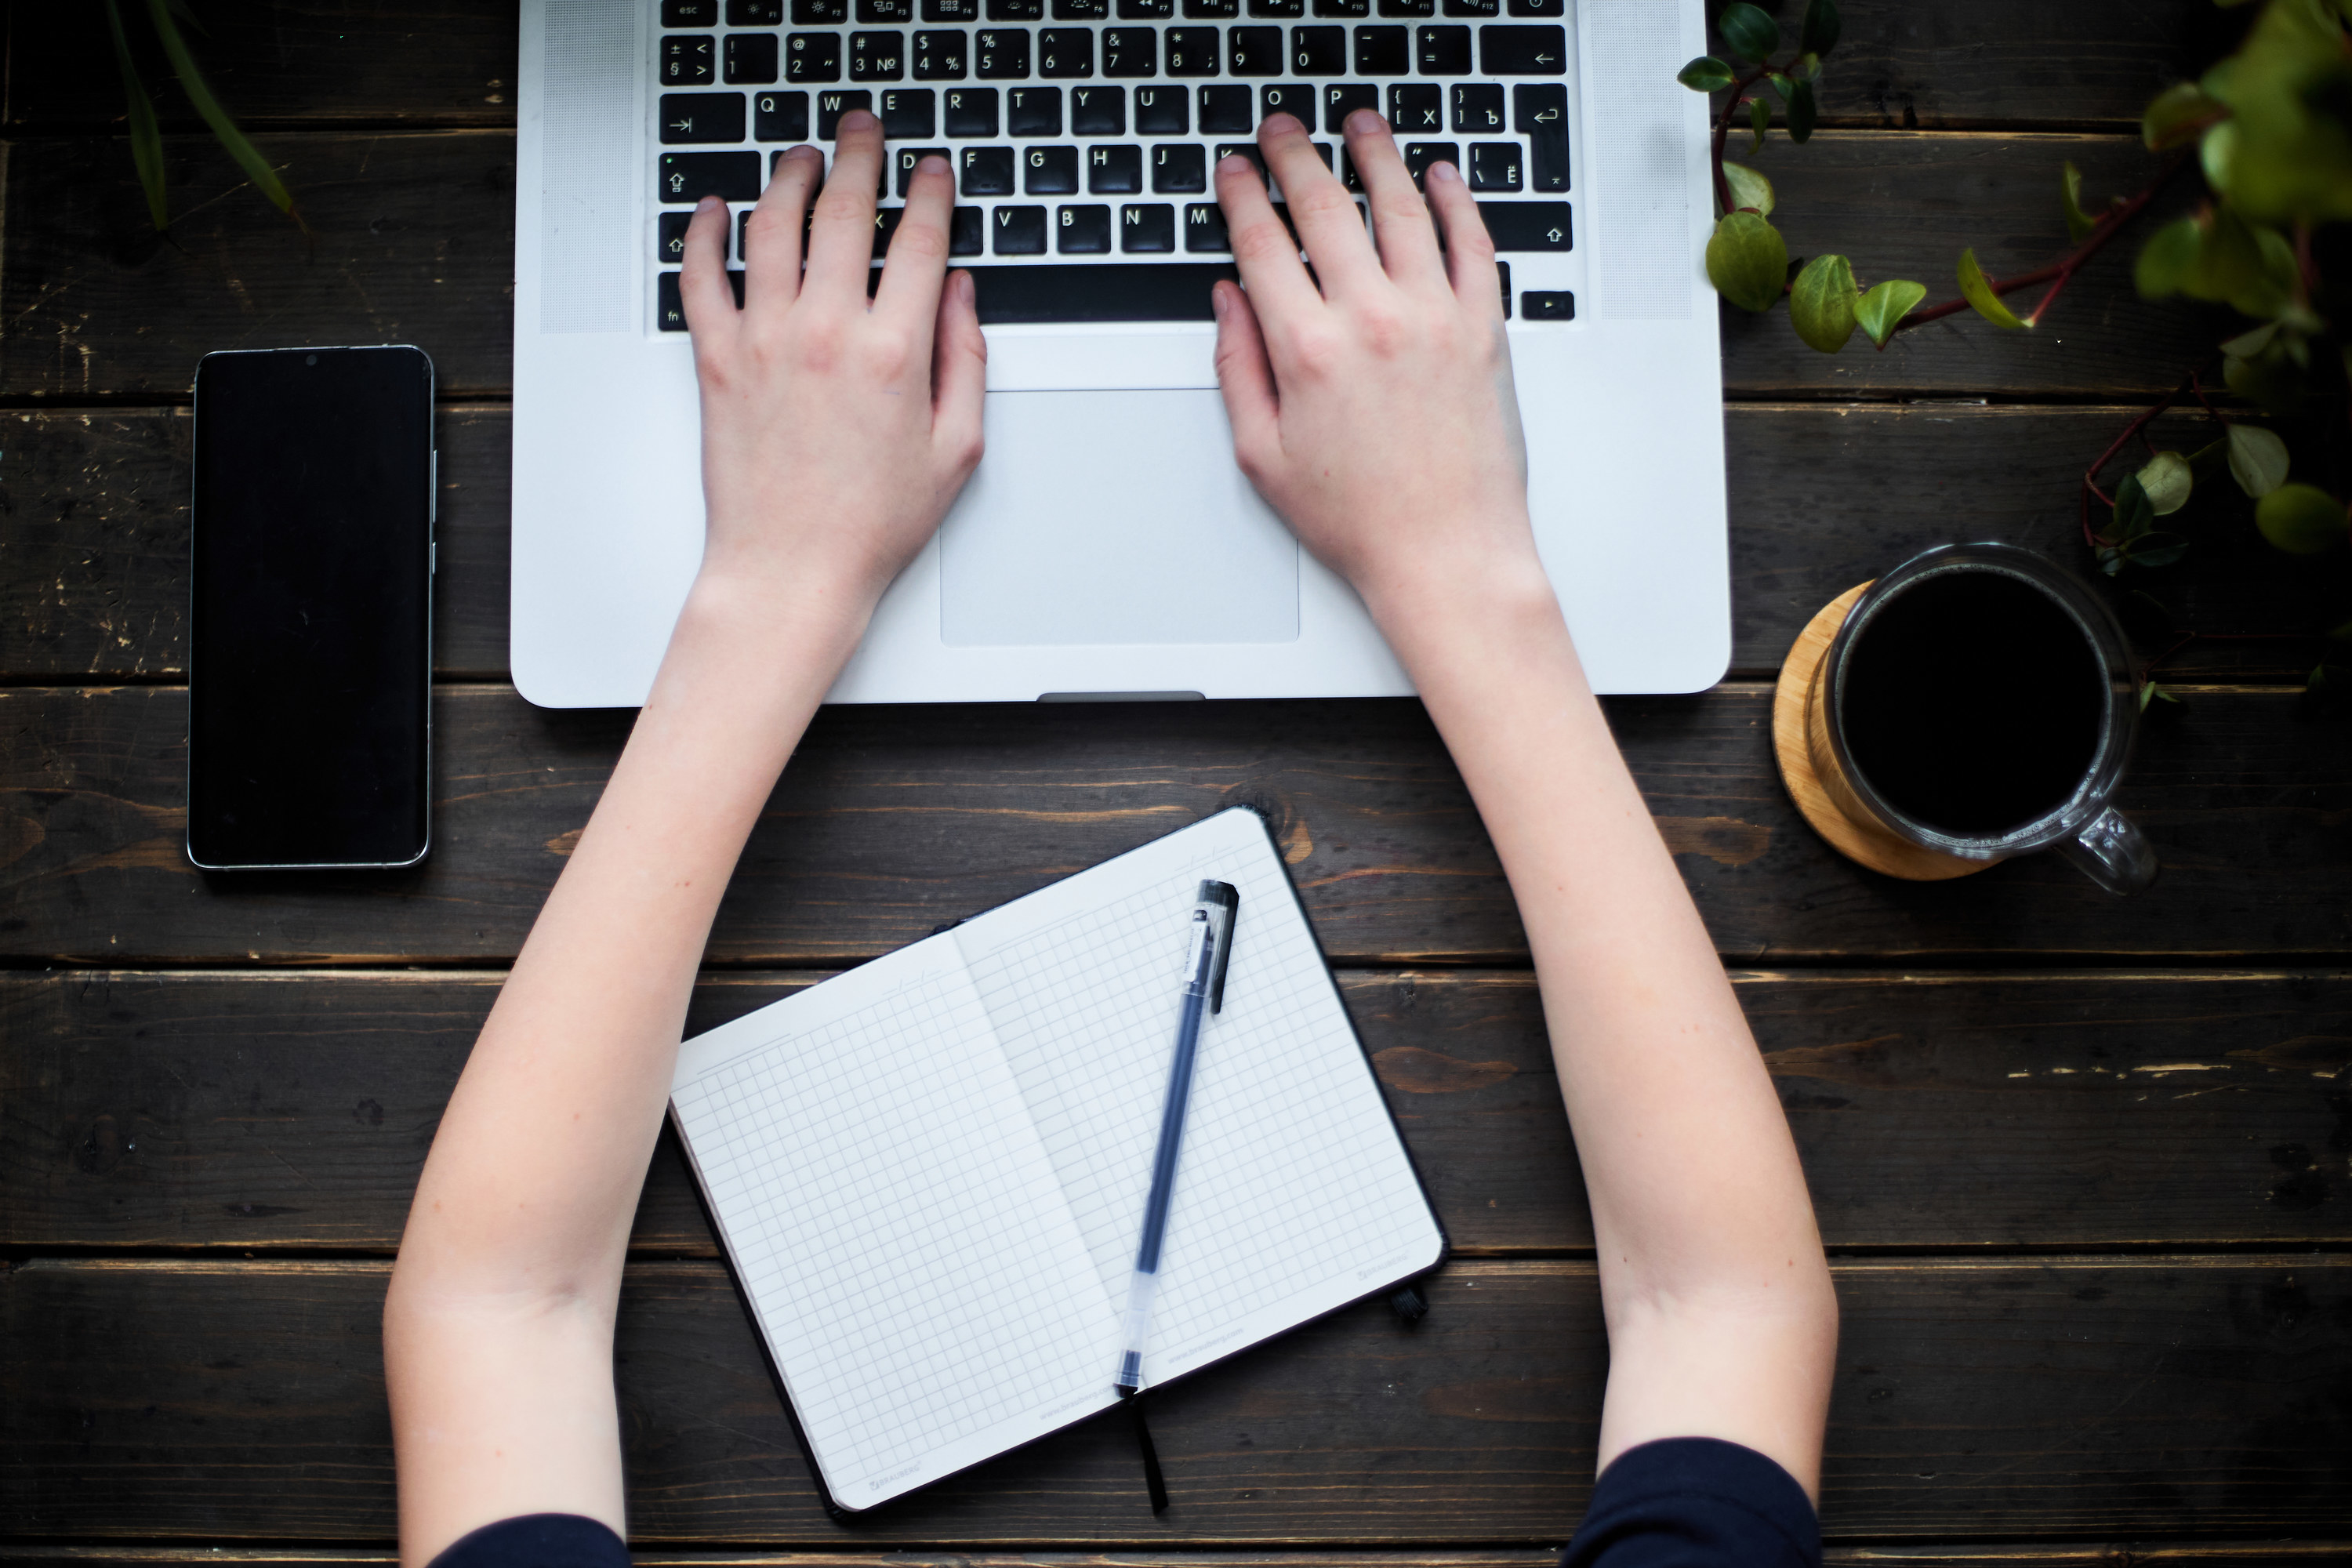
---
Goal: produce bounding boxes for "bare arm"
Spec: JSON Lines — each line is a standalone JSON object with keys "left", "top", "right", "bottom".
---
{"left": 383, "top": 114, "right": 984, "bottom": 1563}
{"left": 1213, "top": 112, "right": 1838, "bottom": 1495}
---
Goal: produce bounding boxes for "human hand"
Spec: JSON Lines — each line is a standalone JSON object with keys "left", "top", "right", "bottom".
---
{"left": 679, "top": 112, "right": 985, "bottom": 615}
{"left": 1212, "top": 111, "right": 1543, "bottom": 622}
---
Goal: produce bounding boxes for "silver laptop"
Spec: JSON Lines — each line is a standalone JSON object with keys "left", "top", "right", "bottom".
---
{"left": 512, "top": 0, "right": 1726, "bottom": 706}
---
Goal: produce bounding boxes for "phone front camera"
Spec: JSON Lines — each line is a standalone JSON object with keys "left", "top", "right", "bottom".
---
{"left": 306, "top": 354, "right": 318, "bottom": 365}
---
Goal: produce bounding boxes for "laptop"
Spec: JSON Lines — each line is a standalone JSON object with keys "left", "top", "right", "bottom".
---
{"left": 512, "top": 0, "right": 1726, "bottom": 706}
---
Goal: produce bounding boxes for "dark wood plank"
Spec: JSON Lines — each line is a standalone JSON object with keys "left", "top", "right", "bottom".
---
{"left": 5, "top": 684, "right": 2349, "bottom": 966}
{"left": 5, "top": 1550, "right": 2350, "bottom": 1568}
{"left": 2, "top": 0, "right": 2216, "bottom": 132}
{"left": 3, "top": 1256, "right": 2345, "bottom": 1540}
{"left": 5, "top": 970, "right": 2347, "bottom": 1255}
{"left": 8, "top": 405, "right": 2332, "bottom": 685}
{"left": 1, "top": 132, "right": 2217, "bottom": 402}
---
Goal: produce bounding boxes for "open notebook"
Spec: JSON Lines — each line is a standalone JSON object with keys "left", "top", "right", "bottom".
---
{"left": 670, "top": 807, "right": 1447, "bottom": 1512}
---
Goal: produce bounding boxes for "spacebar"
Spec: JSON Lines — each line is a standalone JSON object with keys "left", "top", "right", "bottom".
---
{"left": 964, "top": 264, "right": 1241, "bottom": 325}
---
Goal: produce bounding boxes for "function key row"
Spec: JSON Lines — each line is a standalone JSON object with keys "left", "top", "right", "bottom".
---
{"left": 662, "top": 0, "right": 1560, "bottom": 24}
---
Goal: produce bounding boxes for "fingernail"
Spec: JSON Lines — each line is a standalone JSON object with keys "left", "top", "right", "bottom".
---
{"left": 1211, "top": 285, "right": 1228, "bottom": 320}
{"left": 1217, "top": 154, "right": 1252, "bottom": 173}
{"left": 1428, "top": 157, "right": 1459, "bottom": 183}
{"left": 1265, "top": 111, "right": 1300, "bottom": 134}
{"left": 839, "top": 107, "right": 877, "bottom": 131}
{"left": 698, "top": 194, "right": 723, "bottom": 212}
{"left": 783, "top": 143, "right": 822, "bottom": 161}
{"left": 1345, "top": 107, "right": 1384, "bottom": 136}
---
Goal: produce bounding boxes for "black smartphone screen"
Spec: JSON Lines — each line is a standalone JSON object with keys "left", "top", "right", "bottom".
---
{"left": 188, "top": 346, "right": 435, "bottom": 868}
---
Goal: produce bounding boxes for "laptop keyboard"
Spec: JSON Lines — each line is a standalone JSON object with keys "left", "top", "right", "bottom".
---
{"left": 649, "top": 0, "right": 1577, "bottom": 328}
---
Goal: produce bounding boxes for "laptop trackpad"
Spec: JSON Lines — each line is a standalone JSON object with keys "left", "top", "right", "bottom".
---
{"left": 940, "top": 388, "right": 1300, "bottom": 646}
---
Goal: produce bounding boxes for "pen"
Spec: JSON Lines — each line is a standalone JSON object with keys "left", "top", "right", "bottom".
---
{"left": 1114, "top": 878, "right": 1240, "bottom": 1396}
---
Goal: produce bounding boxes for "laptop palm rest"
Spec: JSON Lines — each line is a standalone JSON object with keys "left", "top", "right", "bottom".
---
{"left": 938, "top": 387, "right": 1301, "bottom": 648}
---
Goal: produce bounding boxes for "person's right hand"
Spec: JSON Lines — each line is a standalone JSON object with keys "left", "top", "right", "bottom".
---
{"left": 1211, "top": 111, "right": 1542, "bottom": 619}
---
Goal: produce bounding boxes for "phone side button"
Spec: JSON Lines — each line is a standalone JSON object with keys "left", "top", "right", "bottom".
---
{"left": 430, "top": 541, "right": 438, "bottom": 575}
{"left": 430, "top": 450, "right": 439, "bottom": 523}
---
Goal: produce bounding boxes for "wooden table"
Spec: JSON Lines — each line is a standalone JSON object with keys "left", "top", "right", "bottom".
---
{"left": 3, "top": 2, "right": 2349, "bottom": 1562}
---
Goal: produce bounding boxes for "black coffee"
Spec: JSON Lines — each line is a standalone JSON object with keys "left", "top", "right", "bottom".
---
{"left": 1838, "top": 569, "right": 2107, "bottom": 837}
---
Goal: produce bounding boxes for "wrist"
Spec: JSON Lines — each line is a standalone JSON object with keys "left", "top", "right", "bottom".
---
{"left": 1357, "top": 540, "right": 1559, "bottom": 657}
{"left": 663, "top": 565, "right": 876, "bottom": 698}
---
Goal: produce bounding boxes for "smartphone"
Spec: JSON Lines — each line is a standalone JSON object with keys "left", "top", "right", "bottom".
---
{"left": 187, "top": 345, "right": 436, "bottom": 869}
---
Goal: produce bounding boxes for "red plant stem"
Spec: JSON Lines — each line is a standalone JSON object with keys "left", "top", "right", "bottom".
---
{"left": 2189, "top": 368, "right": 2228, "bottom": 426}
{"left": 2078, "top": 365, "right": 2209, "bottom": 547}
{"left": 1708, "top": 67, "right": 1769, "bottom": 217}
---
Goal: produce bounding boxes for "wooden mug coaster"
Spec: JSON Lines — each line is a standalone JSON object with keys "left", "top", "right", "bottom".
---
{"left": 1772, "top": 583, "right": 1992, "bottom": 882}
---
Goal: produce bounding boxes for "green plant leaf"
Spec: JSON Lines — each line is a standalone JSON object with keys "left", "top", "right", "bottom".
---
{"left": 2256, "top": 484, "right": 2347, "bottom": 555}
{"left": 146, "top": 0, "right": 302, "bottom": 225}
{"left": 1790, "top": 50, "right": 1821, "bottom": 80}
{"left": 2127, "top": 531, "right": 2190, "bottom": 568}
{"left": 1853, "top": 278, "right": 1926, "bottom": 347}
{"left": 1717, "top": 2, "right": 1779, "bottom": 64}
{"left": 103, "top": 0, "right": 170, "bottom": 232}
{"left": 2141, "top": 80, "right": 2228, "bottom": 151}
{"left": 2136, "top": 450, "right": 2194, "bottom": 515}
{"left": 2112, "top": 472, "right": 2154, "bottom": 541}
{"left": 2060, "top": 162, "right": 2097, "bottom": 244}
{"left": 1721, "top": 161, "right": 1775, "bottom": 216}
{"left": 1679, "top": 55, "right": 1737, "bottom": 91}
{"left": 1788, "top": 253, "right": 1859, "bottom": 351}
{"left": 2227, "top": 424, "right": 2291, "bottom": 497}
{"left": 1705, "top": 211, "right": 1788, "bottom": 312}
{"left": 2220, "top": 320, "right": 2281, "bottom": 358}
{"left": 1798, "top": 0, "right": 1842, "bottom": 59}
{"left": 2134, "top": 216, "right": 2200, "bottom": 297}
{"left": 1786, "top": 77, "right": 1817, "bottom": 142}
{"left": 1748, "top": 95, "right": 1769, "bottom": 152}
{"left": 1956, "top": 247, "right": 2028, "bottom": 328}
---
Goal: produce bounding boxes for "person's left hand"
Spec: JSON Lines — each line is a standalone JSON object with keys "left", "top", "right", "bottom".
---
{"left": 679, "top": 111, "right": 986, "bottom": 614}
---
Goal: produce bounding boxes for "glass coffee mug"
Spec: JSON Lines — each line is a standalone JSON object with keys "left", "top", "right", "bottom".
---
{"left": 1802, "top": 543, "right": 2158, "bottom": 895}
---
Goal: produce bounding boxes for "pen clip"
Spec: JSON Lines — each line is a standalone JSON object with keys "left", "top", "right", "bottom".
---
{"left": 1196, "top": 880, "right": 1240, "bottom": 1014}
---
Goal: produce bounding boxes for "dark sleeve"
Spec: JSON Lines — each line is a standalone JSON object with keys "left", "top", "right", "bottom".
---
{"left": 426, "top": 1515, "right": 631, "bottom": 1568}
{"left": 1561, "top": 1437, "right": 1820, "bottom": 1568}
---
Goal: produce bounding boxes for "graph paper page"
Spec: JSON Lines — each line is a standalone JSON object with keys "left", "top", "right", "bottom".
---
{"left": 955, "top": 807, "right": 1445, "bottom": 1388}
{"left": 670, "top": 936, "right": 1118, "bottom": 1512}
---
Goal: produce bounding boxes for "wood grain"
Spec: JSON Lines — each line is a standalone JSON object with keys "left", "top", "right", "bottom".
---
{"left": 2, "top": 132, "right": 2218, "bottom": 402}
{"left": 6, "top": 684, "right": 2349, "bottom": 967}
{"left": 3, "top": 1256, "right": 2345, "bottom": 1541}
{"left": 2, "top": 0, "right": 2217, "bottom": 132}
{"left": 3, "top": 969, "right": 2346, "bottom": 1255}
{"left": 6, "top": 405, "right": 2333, "bottom": 685}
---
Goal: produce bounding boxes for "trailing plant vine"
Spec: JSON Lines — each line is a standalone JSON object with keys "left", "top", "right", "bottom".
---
{"left": 105, "top": 0, "right": 303, "bottom": 234}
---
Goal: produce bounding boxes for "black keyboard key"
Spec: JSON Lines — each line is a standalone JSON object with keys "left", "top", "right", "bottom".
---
{"left": 963, "top": 261, "right": 1232, "bottom": 318}
{"left": 946, "top": 86, "right": 1000, "bottom": 133}
{"left": 659, "top": 151, "right": 761, "bottom": 201}
{"left": 1468, "top": 140, "right": 1519, "bottom": 190}
{"left": 925, "top": 0, "right": 979, "bottom": 14}
{"left": 1292, "top": 24, "right": 1345, "bottom": 72}
{"left": 1443, "top": 0, "right": 1497, "bottom": 13}
{"left": 1025, "top": 143, "right": 1080, "bottom": 192}
{"left": 1184, "top": 202, "right": 1231, "bottom": 251}
{"left": 725, "top": 33, "right": 780, "bottom": 82}
{"left": 872, "top": 205, "right": 902, "bottom": 256}
{"left": 666, "top": 0, "right": 718, "bottom": 24}
{"left": 1261, "top": 82, "right": 1316, "bottom": 125}
{"left": 1522, "top": 288, "right": 1572, "bottom": 318}
{"left": 1007, "top": 85, "right": 1062, "bottom": 132}
{"left": 1199, "top": 82, "right": 1253, "bottom": 130}
{"left": 1121, "top": 201, "right": 1177, "bottom": 251}
{"left": 729, "top": 0, "right": 783, "bottom": 16}
{"left": 1497, "top": 257, "right": 1508, "bottom": 314}
{"left": 1058, "top": 202, "right": 1113, "bottom": 251}
{"left": 896, "top": 144, "right": 951, "bottom": 191}
{"left": 1354, "top": 24, "right": 1407, "bottom": 74}
{"left": 1477, "top": 200, "right": 1569, "bottom": 249}
{"left": 994, "top": 204, "right": 1049, "bottom": 252}
{"left": 1215, "top": 141, "right": 1266, "bottom": 179}
{"left": 950, "top": 204, "right": 985, "bottom": 252}
{"left": 738, "top": 206, "right": 753, "bottom": 262}
{"left": 662, "top": 92, "right": 748, "bottom": 143}
{"left": 1323, "top": 82, "right": 1377, "bottom": 131}
{"left": 1388, "top": 82, "right": 1440, "bottom": 132}
{"left": 1229, "top": 25, "right": 1282, "bottom": 73}
{"left": 1479, "top": 23, "right": 1563, "bottom": 73}
{"left": 960, "top": 145, "right": 1017, "bottom": 194}
{"left": 1152, "top": 141, "right": 1207, "bottom": 190}
{"left": 1135, "top": 84, "right": 1190, "bottom": 132}
{"left": 786, "top": 32, "right": 842, "bottom": 80}
{"left": 1514, "top": 82, "right": 1567, "bottom": 191}
{"left": 1451, "top": 81, "right": 1502, "bottom": 132}
{"left": 988, "top": 0, "right": 1043, "bottom": 15}
{"left": 662, "top": 34, "right": 717, "bottom": 83}
{"left": 851, "top": 31, "right": 906, "bottom": 78}
{"left": 882, "top": 86, "right": 935, "bottom": 133}
{"left": 1102, "top": 28, "right": 1158, "bottom": 76}
{"left": 793, "top": 0, "right": 846, "bottom": 18}
{"left": 914, "top": 30, "right": 967, "bottom": 77}
{"left": 1416, "top": 24, "right": 1469, "bottom": 71}
{"left": 1089, "top": 142, "right": 1144, "bottom": 191}
{"left": 1056, "top": 0, "right": 1110, "bottom": 14}
{"left": 859, "top": 0, "right": 913, "bottom": 15}
{"left": 1120, "top": 0, "right": 1176, "bottom": 13}
{"left": 658, "top": 210, "right": 699, "bottom": 263}
{"left": 1039, "top": 28, "right": 1094, "bottom": 76}
{"left": 976, "top": 27, "right": 1031, "bottom": 76}
{"left": 1377, "top": 0, "right": 1433, "bottom": 13}
{"left": 1402, "top": 140, "right": 1456, "bottom": 187}
{"left": 815, "top": 88, "right": 872, "bottom": 135}
{"left": 1163, "top": 27, "right": 1220, "bottom": 76}
{"left": 753, "top": 88, "right": 811, "bottom": 139}
{"left": 655, "top": 268, "right": 744, "bottom": 331}
{"left": 1072, "top": 84, "right": 1126, "bottom": 132}
{"left": 1315, "top": 0, "right": 1370, "bottom": 13}
{"left": 1185, "top": 0, "right": 1240, "bottom": 17}
{"left": 1508, "top": 0, "right": 1561, "bottom": 12}
{"left": 1248, "top": 0, "right": 1304, "bottom": 14}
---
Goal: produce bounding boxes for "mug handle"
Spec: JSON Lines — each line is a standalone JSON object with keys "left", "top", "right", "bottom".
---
{"left": 2056, "top": 805, "right": 2158, "bottom": 895}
